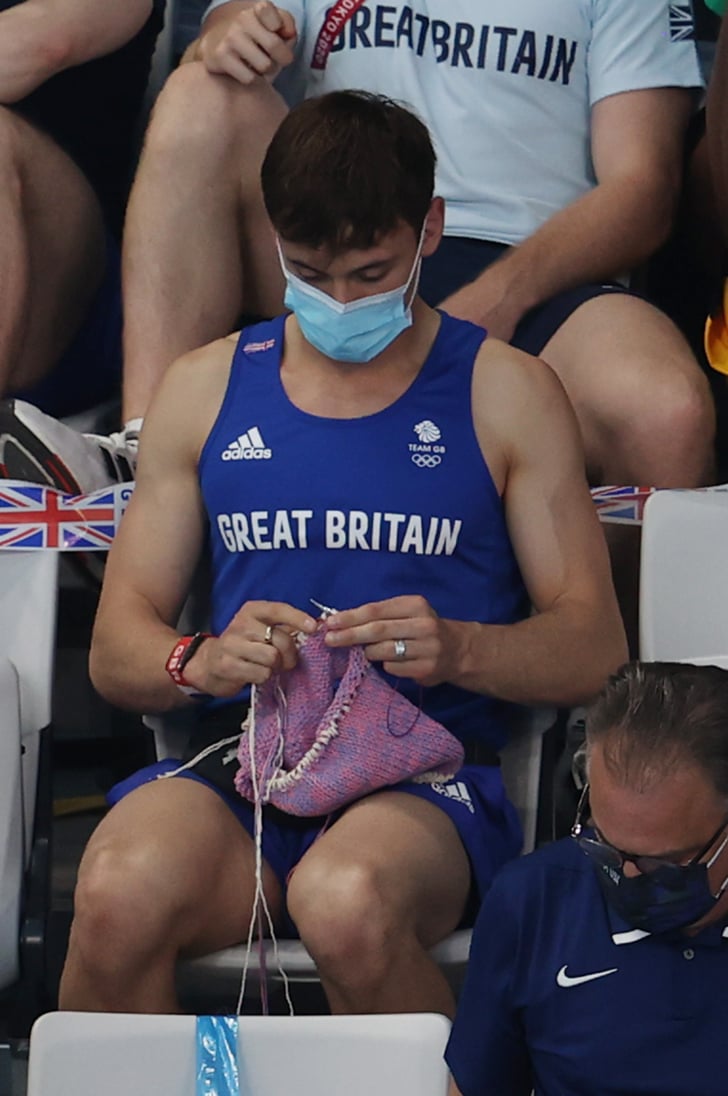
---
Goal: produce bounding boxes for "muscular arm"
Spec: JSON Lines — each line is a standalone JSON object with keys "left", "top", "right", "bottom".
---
{"left": 91, "top": 336, "right": 316, "bottom": 712}
{"left": 0, "top": 0, "right": 153, "bottom": 102}
{"left": 89, "top": 344, "right": 228, "bottom": 713}
{"left": 89, "top": 341, "right": 239, "bottom": 714}
{"left": 458, "top": 346, "right": 627, "bottom": 704}
{"left": 442, "top": 88, "right": 694, "bottom": 340}
{"left": 326, "top": 345, "right": 627, "bottom": 707}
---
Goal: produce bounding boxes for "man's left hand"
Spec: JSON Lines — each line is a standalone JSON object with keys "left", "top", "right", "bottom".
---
{"left": 439, "top": 264, "right": 524, "bottom": 343}
{"left": 324, "top": 595, "right": 468, "bottom": 686}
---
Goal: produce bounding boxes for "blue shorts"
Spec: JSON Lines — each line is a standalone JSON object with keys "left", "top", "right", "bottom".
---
{"left": 420, "top": 236, "right": 638, "bottom": 356}
{"left": 108, "top": 714, "right": 522, "bottom": 936}
{"left": 10, "top": 230, "right": 122, "bottom": 418}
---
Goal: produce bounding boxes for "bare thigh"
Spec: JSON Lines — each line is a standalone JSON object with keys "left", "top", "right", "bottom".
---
{"left": 0, "top": 107, "right": 106, "bottom": 389}
{"left": 75, "top": 776, "right": 283, "bottom": 959}
{"left": 540, "top": 292, "right": 714, "bottom": 486}
{"left": 288, "top": 790, "right": 471, "bottom": 948}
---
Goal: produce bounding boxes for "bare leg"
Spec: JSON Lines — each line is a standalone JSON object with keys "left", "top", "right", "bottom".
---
{"left": 121, "top": 64, "right": 287, "bottom": 422}
{"left": 541, "top": 293, "right": 716, "bottom": 649}
{"left": 0, "top": 107, "right": 105, "bottom": 393}
{"left": 540, "top": 294, "right": 714, "bottom": 489}
{"left": 287, "top": 792, "right": 471, "bottom": 1018}
{"left": 60, "top": 778, "right": 282, "bottom": 1012}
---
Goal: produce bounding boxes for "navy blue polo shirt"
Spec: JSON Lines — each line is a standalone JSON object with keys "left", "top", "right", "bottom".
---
{"left": 446, "top": 838, "right": 728, "bottom": 1096}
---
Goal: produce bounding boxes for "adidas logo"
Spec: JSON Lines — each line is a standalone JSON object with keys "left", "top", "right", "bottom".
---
{"left": 222, "top": 426, "right": 272, "bottom": 461}
{"left": 430, "top": 781, "right": 475, "bottom": 814}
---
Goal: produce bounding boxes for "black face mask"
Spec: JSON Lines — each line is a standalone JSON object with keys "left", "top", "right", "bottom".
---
{"left": 595, "top": 857, "right": 727, "bottom": 934}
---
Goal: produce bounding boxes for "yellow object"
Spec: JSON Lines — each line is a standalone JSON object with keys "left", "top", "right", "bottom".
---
{"left": 705, "top": 280, "right": 728, "bottom": 376}
{"left": 53, "top": 794, "right": 107, "bottom": 818}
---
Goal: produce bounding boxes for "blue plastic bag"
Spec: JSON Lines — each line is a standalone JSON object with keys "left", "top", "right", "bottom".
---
{"left": 196, "top": 1016, "right": 239, "bottom": 1096}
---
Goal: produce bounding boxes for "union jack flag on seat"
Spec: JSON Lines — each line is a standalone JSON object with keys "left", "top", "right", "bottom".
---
{"left": 0, "top": 482, "right": 133, "bottom": 550}
{"left": 590, "top": 485, "right": 657, "bottom": 525}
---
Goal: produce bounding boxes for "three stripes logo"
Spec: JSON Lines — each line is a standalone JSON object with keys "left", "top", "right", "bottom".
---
{"left": 668, "top": 4, "right": 694, "bottom": 41}
{"left": 221, "top": 426, "right": 272, "bottom": 461}
{"left": 430, "top": 781, "right": 475, "bottom": 814}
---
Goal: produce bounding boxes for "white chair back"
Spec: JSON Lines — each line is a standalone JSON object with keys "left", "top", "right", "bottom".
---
{"left": 0, "top": 550, "right": 59, "bottom": 851}
{"left": 678, "top": 655, "right": 728, "bottom": 670}
{"left": 27, "top": 1010, "right": 451, "bottom": 1096}
{"left": 0, "top": 658, "right": 23, "bottom": 991}
{"left": 640, "top": 489, "right": 728, "bottom": 661}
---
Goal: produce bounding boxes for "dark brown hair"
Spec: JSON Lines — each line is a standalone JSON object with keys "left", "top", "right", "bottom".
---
{"left": 261, "top": 90, "right": 436, "bottom": 251}
{"left": 586, "top": 661, "right": 728, "bottom": 799}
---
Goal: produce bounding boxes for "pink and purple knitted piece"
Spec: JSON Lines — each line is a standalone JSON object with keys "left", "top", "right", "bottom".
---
{"left": 235, "top": 629, "right": 464, "bottom": 817}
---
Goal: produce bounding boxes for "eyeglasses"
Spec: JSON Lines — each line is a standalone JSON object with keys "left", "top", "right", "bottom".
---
{"left": 571, "top": 784, "right": 728, "bottom": 888}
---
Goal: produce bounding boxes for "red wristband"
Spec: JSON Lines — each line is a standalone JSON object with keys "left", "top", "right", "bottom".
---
{"left": 165, "top": 632, "right": 213, "bottom": 697}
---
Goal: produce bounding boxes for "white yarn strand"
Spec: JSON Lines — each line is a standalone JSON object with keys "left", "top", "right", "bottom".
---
{"left": 155, "top": 733, "right": 242, "bottom": 781}
{"left": 235, "top": 684, "right": 295, "bottom": 1017}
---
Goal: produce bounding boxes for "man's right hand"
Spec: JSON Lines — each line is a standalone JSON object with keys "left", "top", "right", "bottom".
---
{"left": 183, "top": 600, "right": 317, "bottom": 697}
{"left": 197, "top": 1, "right": 297, "bottom": 84}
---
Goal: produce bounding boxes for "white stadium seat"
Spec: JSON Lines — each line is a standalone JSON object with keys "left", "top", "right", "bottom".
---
{"left": 0, "top": 659, "right": 23, "bottom": 992}
{"left": 640, "top": 489, "right": 728, "bottom": 662}
{"left": 28, "top": 1010, "right": 452, "bottom": 1096}
{"left": 0, "top": 549, "right": 59, "bottom": 1013}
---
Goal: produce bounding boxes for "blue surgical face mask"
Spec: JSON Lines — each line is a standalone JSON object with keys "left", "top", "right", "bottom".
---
{"left": 277, "top": 225, "right": 426, "bottom": 363}
{"left": 593, "top": 837, "right": 728, "bottom": 935}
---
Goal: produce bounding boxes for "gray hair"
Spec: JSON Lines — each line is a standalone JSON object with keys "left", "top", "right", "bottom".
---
{"left": 585, "top": 661, "right": 728, "bottom": 800}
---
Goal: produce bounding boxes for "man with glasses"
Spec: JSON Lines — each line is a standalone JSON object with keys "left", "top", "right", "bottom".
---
{"left": 447, "top": 660, "right": 728, "bottom": 1096}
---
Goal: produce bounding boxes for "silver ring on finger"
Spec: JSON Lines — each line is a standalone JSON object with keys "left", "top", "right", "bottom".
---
{"left": 263, "top": 624, "right": 274, "bottom": 644}
{"left": 393, "top": 638, "right": 407, "bottom": 660}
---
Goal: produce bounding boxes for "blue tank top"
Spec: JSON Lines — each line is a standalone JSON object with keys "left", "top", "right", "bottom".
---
{"left": 199, "top": 313, "right": 529, "bottom": 750}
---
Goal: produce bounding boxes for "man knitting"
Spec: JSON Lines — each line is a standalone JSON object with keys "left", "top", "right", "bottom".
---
{"left": 60, "top": 91, "right": 626, "bottom": 1017}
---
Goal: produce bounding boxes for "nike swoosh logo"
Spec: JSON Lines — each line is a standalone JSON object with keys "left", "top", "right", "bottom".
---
{"left": 556, "top": 965, "right": 618, "bottom": 988}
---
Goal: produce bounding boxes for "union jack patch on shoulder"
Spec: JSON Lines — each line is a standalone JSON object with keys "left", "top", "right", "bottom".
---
{"left": 669, "top": 3, "right": 695, "bottom": 42}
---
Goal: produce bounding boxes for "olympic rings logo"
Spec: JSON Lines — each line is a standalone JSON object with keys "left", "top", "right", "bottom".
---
{"left": 411, "top": 453, "right": 442, "bottom": 468}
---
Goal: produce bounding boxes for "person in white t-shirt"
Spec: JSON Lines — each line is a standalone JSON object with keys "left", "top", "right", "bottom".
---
{"left": 1, "top": 2, "right": 716, "bottom": 590}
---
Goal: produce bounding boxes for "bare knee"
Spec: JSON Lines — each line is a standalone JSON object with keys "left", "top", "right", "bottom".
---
{"left": 659, "top": 367, "right": 714, "bottom": 471}
{"left": 635, "top": 365, "right": 713, "bottom": 484}
{"left": 593, "top": 357, "right": 715, "bottom": 486}
{"left": 142, "top": 62, "right": 285, "bottom": 171}
{"left": 288, "top": 861, "right": 408, "bottom": 983}
{"left": 70, "top": 841, "right": 181, "bottom": 977}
